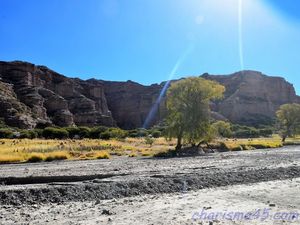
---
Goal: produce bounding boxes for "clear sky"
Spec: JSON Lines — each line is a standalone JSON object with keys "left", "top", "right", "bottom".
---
{"left": 0, "top": 0, "right": 300, "bottom": 93}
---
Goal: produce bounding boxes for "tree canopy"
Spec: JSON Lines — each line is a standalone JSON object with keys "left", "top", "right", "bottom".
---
{"left": 276, "top": 103, "right": 300, "bottom": 142}
{"left": 165, "top": 77, "right": 225, "bottom": 150}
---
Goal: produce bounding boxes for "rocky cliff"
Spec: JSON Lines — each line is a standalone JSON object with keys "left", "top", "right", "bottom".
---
{"left": 202, "top": 71, "right": 300, "bottom": 125}
{"left": 0, "top": 61, "right": 298, "bottom": 129}
{"left": 0, "top": 61, "right": 114, "bottom": 128}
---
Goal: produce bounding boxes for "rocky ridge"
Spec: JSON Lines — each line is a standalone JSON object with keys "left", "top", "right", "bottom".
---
{"left": 0, "top": 61, "right": 299, "bottom": 129}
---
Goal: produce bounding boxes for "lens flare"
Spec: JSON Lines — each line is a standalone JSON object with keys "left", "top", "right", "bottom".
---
{"left": 143, "top": 45, "right": 194, "bottom": 128}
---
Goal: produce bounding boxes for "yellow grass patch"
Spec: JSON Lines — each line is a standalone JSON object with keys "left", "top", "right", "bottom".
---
{"left": 0, "top": 136, "right": 292, "bottom": 164}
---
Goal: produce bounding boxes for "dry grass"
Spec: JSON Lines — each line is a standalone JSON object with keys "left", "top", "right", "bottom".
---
{"left": 44, "top": 151, "right": 70, "bottom": 162}
{"left": 0, "top": 136, "right": 295, "bottom": 164}
{"left": 221, "top": 137, "right": 283, "bottom": 151}
{"left": 94, "top": 151, "right": 111, "bottom": 159}
{"left": 0, "top": 138, "right": 173, "bottom": 164}
{"left": 0, "top": 155, "right": 24, "bottom": 164}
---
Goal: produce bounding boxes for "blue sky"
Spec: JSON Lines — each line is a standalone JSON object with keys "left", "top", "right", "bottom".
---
{"left": 0, "top": 0, "right": 300, "bottom": 93}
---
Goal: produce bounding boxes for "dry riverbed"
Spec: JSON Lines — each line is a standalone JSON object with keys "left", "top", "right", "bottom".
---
{"left": 0, "top": 146, "right": 300, "bottom": 224}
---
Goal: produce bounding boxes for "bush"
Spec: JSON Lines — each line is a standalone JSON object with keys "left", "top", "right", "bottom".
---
{"left": 45, "top": 152, "right": 69, "bottom": 162}
{"left": 100, "top": 130, "right": 111, "bottom": 140}
{"left": 78, "top": 126, "right": 91, "bottom": 138}
{"left": 27, "top": 154, "right": 44, "bottom": 163}
{"left": 89, "top": 126, "right": 108, "bottom": 139}
{"left": 145, "top": 136, "right": 154, "bottom": 146}
{"left": 0, "top": 118, "right": 8, "bottom": 128}
{"left": 0, "top": 129, "right": 14, "bottom": 138}
{"left": 19, "top": 130, "right": 38, "bottom": 139}
{"left": 65, "top": 126, "right": 91, "bottom": 139}
{"left": 100, "top": 128, "right": 128, "bottom": 140}
{"left": 258, "top": 128, "right": 273, "bottom": 137}
{"left": 42, "top": 127, "right": 69, "bottom": 139}
{"left": 33, "top": 129, "right": 44, "bottom": 138}
{"left": 151, "top": 130, "right": 162, "bottom": 138}
{"left": 212, "top": 121, "right": 232, "bottom": 138}
{"left": 128, "top": 130, "right": 139, "bottom": 138}
{"left": 109, "top": 128, "right": 128, "bottom": 138}
{"left": 231, "top": 124, "right": 274, "bottom": 138}
{"left": 65, "top": 127, "right": 80, "bottom": 139}
{"left": 136, "top": 129, "right": 149, "bottom": 137}
{"left": 129, "top": 153, "right": 137, "bottom": 157}
{"left": 95, "top": 151, "right": 110, "bottom": 159}
{"left": 232, "top": 125, "right": 260, "bottom": 138}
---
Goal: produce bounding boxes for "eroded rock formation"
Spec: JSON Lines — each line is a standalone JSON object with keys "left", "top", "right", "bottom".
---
{"left": 0, "top": 61, "right": 298, "bottom": 128}
{"left": 0, "top": 61, "right": 114, "bottom": 128}
{"left": 202, "top": 71, "right": 300, "bottom": 125}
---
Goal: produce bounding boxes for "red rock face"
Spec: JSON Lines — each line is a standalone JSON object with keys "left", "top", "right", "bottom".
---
{"left": 0, "top": 61, "right": 115, "bottom": 128}
{"left": 102, "top": 80, "right": 166, "bottom": 129}
{"left": 0, "top": 61, "right": 299, "bottom": 129}
{"left": 203, "top": 71, "right": 300, "bottom": 125}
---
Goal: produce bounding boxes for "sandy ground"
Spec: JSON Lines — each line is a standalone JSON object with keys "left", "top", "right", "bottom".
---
{"left": 1, "top": 178, "right": 299, "bottom": 225}
{"left": 0, "top": 146, "right": 300, "bottom": 224}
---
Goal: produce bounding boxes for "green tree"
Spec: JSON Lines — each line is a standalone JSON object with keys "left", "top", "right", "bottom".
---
{"left": 276, "top": 103, "right": 300, "bottom": 142}
{"left": 212, "top": 121, "right": 232, "bottom": 138}
{"left": 165, "top": 77, "right": 225, "bottom": 150}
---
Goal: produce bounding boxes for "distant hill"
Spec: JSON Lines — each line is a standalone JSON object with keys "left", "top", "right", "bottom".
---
{"left": 0, "top": 61, "right": 299, "bottom": 129}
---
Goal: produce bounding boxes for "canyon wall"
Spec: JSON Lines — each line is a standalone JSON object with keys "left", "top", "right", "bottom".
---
{"left": 0, "top": 61, "right": 299, "bottom": 129}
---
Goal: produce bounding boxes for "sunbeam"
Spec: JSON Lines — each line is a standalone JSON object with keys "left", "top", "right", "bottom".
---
{"left": 143, "top": 44, "right": 194, "bottom": 128}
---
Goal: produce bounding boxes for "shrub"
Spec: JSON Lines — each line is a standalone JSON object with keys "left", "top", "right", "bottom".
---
{"left": 232, "top": 125, "right": 260, "bottom": 138}
{"left": 65, "top": 126, "right": 91, "bottom": 139}
{"left": 100, "top": 130, "right": 111, "bottom": 140}
{"left": 0, "top": 118, "right": 8, "bottom": 128}
{"left": 145, "top": 136, "right": 154, "bottom": 146}
{"left": 153, "top": 150, "right": 177, "bottom": 158}
{"left": 42, "top": 127, "right": 69, "bottom": 139}
{"left": 89, "top": 126, "right": 108, "bottom": 139}
{"left": 95, "top": 151, "right": 110, "bottom": 159}
{"left": 65, "top": 127, "right": 80, "bottom": 139}
{"left": 0, "top": 128, "right": 14, "bottom": 138}
{"left": 141, "top": 152, "right": 151, "bottom": 157}
{"left": 109, "top": 128, "right": 128, "bottom": 138}
{"left": 33, "top": 129, "right": 43, "bottom": 138}
{"left": 45, "top": 152, "right": 69, "bottom": 162}
{"left": 128, "top": 130, "right": 139, "bottom": 138}
{"left": 100, "top": 128, "right": 128, "bottom": 140}
{"left": 19, "top": 130, "right": 38, "bottom": 139}
{"left": 137, "top": 129, "right": 149, "bottom": 137}
{"left": 27, "top": 154, "right": 44, "bottom": 163}
{"left": 212, "top": 121, "right": 232, "bottom": 138}
{"left": 151, "top": 130, "right": 162, "bottom": 138}
{"left": 258, "top": 128, "right": 273, "bottom": 137}
{"left": 78, "top": 126, "right": 91, "bottom": 138}
{"left": 129, "top": 153, "right": 137, "bottom": 157}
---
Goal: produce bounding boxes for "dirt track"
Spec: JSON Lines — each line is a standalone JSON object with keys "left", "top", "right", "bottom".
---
{"left": 0, "top": 146, "right": 300, "bottom": 224}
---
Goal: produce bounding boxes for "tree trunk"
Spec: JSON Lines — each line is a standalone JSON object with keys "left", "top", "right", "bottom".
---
{"left": 282, "top": 136, "right": 287, "bottom": 143}
{"left": 176, "top": 130, "right": 183, "bottom": 150}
